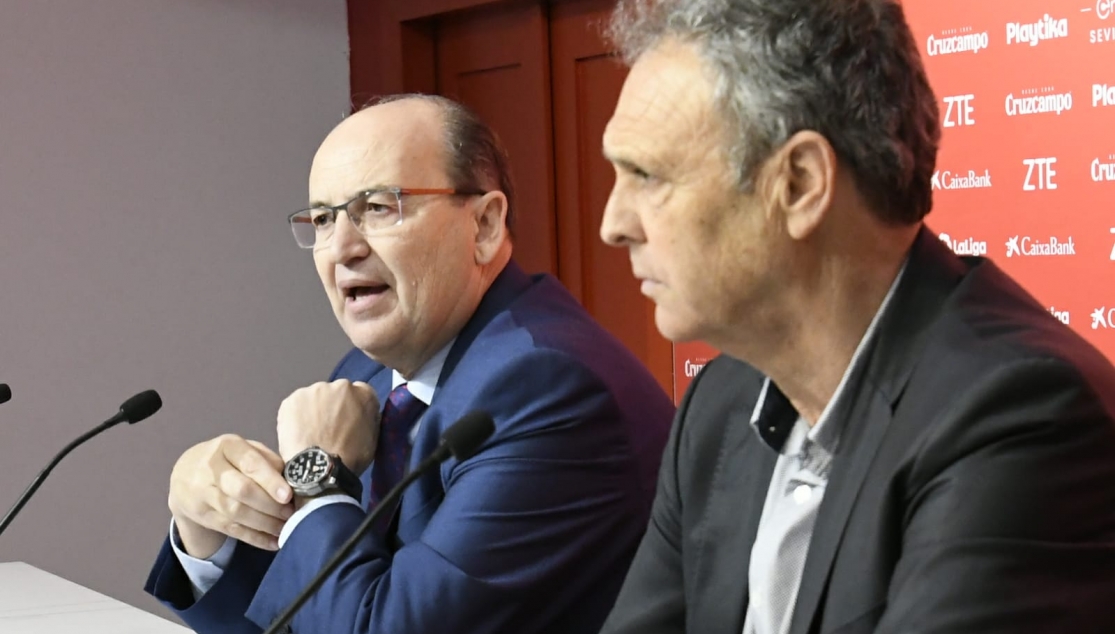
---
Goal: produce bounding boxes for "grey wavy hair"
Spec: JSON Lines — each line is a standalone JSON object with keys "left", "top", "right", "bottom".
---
{"left": 362, "top": 93, "right": 517, "bottom": 233}
{"left": 608, "top": 0, "right": 940, "bottom": 224}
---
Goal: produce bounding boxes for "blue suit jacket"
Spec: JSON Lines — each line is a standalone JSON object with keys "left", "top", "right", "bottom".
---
{"left": 145, "top": 262, "right": 675, "bottom": 633}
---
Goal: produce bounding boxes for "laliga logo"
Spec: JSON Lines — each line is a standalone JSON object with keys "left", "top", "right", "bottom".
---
{"left": 1005, "top": 235, "right": 1077, "bottom": 257}
{"left": 939, "top": 233, "right": 988, "bottom": 256}
{"left": 1006, "top": 14, "right": 1069, "bottom": 46}
{"left": 1092, "top": 307, "right": 1115, "bottom": 330}
{"left": 1048, "top": 307, "right": 1071, "bottom": 325}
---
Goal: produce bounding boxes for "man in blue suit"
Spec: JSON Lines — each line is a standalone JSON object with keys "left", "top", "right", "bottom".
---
{"left": 144, "top": 94, "right": 674, "bottom": 633}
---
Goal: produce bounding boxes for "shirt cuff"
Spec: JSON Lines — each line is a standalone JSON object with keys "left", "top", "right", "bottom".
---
{"left": 169, "top": 518, "right": 237, "bottom": 601}
{"left": 279, "top": 495, "right": 363, "bottom": 547}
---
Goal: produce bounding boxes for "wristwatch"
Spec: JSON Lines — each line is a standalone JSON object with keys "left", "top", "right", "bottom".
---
{"left": 282, "top": 446, "right": 363, "bottom": 501}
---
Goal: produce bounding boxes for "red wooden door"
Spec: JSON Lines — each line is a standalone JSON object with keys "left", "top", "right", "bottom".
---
{"left": 436, "top": 1, "right": 557, "bottom": 277}
{"left": 550, "top": 0, "right": 672, "bottom": 393}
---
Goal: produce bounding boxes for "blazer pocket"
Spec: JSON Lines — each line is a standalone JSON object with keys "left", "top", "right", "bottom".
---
{"left": 826, "top": 600, "right": 887, "bottom": 634}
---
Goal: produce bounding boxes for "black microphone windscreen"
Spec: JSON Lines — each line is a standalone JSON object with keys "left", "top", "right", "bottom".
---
{"left": 120, "top": 389, "right": 162, "bottom": 424}
{"left": 0, "top": 384, "right": 10, "bottom": 404}
{"left": 440, "top": 411, "right": 495, "bottom": 461}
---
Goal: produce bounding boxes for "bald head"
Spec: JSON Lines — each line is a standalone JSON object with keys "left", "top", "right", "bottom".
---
{"left": 310, "top": 98, "right": 451, "bottom": 207}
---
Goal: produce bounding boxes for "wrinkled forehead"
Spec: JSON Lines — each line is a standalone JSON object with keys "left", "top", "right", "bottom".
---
{"left": 604, "top": 39, "right": 726, "bottom": 170}
{"left": 308, "top": 102, "right": 449, "bottom": 205}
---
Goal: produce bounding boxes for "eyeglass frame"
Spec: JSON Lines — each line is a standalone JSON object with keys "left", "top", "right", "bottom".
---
{"left": 288, "top": 186, "right": 488, "bottom": 249}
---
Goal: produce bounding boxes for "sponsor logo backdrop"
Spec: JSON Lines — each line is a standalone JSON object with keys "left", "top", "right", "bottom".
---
{"left": 672, "top": 0, "right": 1115, "bottom": 403}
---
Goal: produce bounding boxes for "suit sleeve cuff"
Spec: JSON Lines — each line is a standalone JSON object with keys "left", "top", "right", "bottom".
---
{"left": 279, "top": 495, "right": 363, "bottom": 547}
{"left": 169, "top": 518, "right": 237, "bottom": 601}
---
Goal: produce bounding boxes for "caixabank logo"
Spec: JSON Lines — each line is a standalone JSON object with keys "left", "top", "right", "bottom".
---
{"left": 1005, "top": 235, "right": 1077, "bottom": 257}
{"left": 932, "top": 168, "right": 993, "bottom": 190}
{"left": 926, "top": 26, "right": 990, "bottom": 56}
{"left": 939, "top": 233, "right": 989, "bottom": 256}
{"left": 1005, "top": 87, "right": 1074, "bottom": 117}
{"left": 1087, "top": 0, "right": 1114, "bottom": 44}
{"left": 1091, "top": 306, "right": 1115, "bottom": 330}
{"left": 1007, "top": 13, "right": 1070, "bottom": 47}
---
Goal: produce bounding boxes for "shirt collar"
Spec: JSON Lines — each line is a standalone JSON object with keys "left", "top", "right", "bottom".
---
{"left": 391, "top": 337, "right": 456, "bottom": 406}
{"left": 749, "top": 259, "right": 908, "bottom": 452}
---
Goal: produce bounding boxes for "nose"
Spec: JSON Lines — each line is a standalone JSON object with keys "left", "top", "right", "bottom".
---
{"left": 327, "top": 211, "right": 371, "bottom": 262}
{"left": 600, "top": 182, "right": 643, "bottom": 248}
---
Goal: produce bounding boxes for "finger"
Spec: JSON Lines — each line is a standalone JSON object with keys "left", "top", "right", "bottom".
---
{"left": 217, "top": 467, "right": 293, "bottom": 521}
{"left": 223, "top": 439, "right": 292, "bottom": 504}
{"left": 226, "top": 522, "right": 280, "bottom": 552}
{"left": 215, "top": 495, "right": 288, "bottom": 538}
{"left": 245, "top": 439, "right": 285, "bottom": 472}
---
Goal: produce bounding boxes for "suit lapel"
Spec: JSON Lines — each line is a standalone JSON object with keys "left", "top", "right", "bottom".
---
{"left": 788, "top": 388, "right": 892, "bottom": 634}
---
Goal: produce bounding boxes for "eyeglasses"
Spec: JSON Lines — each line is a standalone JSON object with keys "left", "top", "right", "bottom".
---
{"left": 288, "top": 187, "right": 486, "bottom": 249}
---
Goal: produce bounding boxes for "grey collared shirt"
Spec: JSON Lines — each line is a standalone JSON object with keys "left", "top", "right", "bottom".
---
{"left": 742, "top": 264, "right": 905, "bottom": 634}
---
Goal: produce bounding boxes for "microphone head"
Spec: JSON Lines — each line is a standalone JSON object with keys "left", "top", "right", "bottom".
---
{"left": 440, "top": 411, "right": 495, "bottom": 461}
{"left": 0, "top": 383, "right": 9, "bottom": 404}
{"left": 119, "top": 389, "right": 163, "bottom": 424}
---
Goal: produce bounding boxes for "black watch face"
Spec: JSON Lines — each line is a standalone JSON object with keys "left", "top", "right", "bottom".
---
{"left": 286, "top": 449, "right": 331, "bottom": 485}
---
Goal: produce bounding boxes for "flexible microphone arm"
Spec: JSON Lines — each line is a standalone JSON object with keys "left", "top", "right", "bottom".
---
{"left": 262, "top": 410, "right": 495, "bottom": 634}
{"left": 0, "top": 389, "right": 162, "bottom": 537}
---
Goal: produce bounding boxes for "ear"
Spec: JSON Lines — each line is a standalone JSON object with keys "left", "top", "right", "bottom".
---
{"left": 472, "top": 190, "right": 509, "bottom": 265}
{"left": 767, "top": 131, "right": 836, "bottom": 240}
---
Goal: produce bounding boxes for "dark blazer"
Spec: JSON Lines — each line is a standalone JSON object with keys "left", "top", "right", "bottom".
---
{"left": 146, "top": 261, "right": 675, "bottom": 634}
{"left": 602, "top": 228, "right": 1115, "bottom": 634}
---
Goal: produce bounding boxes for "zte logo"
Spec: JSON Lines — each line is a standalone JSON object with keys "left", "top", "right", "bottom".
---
{"left": 1022, "top": 157, "right": 1058, "bottom": 190}
{"left": 943, "top": 95, "right": 976, "bottom": 127}
{"left": 1006, "top": 14, "right": 1069, "bottom": 46}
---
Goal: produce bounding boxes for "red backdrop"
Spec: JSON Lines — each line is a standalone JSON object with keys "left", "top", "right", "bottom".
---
{"left": 673, "top": 0, "right": 1115, "bottom": 403}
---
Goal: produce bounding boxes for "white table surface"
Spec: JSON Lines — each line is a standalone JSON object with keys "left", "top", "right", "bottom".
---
{"left": 0, "top": 561, "right": 191, "bottom": 633}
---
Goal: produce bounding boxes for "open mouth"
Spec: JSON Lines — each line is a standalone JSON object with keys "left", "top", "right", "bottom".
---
{"left": 345, "top": 284, "right": 389, "bottom": 301}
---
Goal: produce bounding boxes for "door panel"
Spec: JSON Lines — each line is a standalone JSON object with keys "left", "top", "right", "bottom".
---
{"left": 436, "top": 1, "right": 557, "bottom": 276}
{"left": 550, "top": 0, "right": 672, "bottom": 393}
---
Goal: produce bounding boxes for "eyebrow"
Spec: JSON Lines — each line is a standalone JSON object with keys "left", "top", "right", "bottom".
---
{"left": 308, "top": 185, "right": 383, "bottom": 209}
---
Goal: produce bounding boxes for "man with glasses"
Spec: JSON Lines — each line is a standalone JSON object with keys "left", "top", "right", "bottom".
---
{"left": 144, "top": 94, "right": 674, "bottom": 634}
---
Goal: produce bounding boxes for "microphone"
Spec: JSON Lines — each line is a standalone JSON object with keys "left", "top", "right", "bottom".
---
{"left": 262, "top": 410, "right": 496, "bottom": 634}
{"left": 0, "top": 389, "right": 163, "bottom": 537}
{"left": 0, "top": 384, "right": 10, "bottom": 404}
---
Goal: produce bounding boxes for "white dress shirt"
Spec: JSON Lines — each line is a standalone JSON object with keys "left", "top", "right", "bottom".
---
{"left": 741, "top": 264, "right": 905, "bottom": 634}
{"left": 170, "top": 340, "right": 453, "bottom": 600}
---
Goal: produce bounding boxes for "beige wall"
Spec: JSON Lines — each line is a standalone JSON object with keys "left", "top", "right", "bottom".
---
{"left": 0, "top": 0, "right": 352, "bottom": 621}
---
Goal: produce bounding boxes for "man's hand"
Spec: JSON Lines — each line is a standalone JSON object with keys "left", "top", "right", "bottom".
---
{"left": 276, "top": 380, "right": 379, "bottom": 477}
{"left": 168, "top": 436, "right": 294, "bottom": 558}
